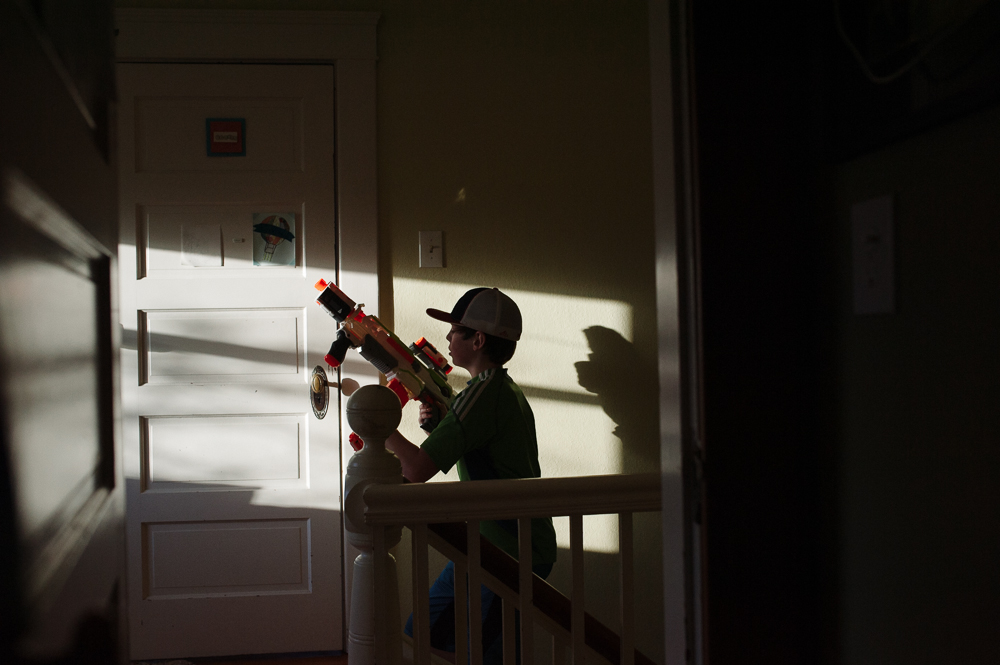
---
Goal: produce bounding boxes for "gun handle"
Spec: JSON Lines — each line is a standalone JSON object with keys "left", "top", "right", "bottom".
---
{"left": 324, "top": 331, "right": 353, "bottom": 368}
{"left": 419, "top": 402, "right": 441, "bottom": 433}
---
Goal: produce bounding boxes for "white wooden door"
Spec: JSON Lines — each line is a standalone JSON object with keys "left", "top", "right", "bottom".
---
{"left": 117, "top": 63, "right": 343, "bottom": 659}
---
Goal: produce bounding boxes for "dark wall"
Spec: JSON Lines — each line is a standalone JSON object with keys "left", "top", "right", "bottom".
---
{"left": 692, "top": 2, "right": 827, "bottom": 663}
{"left": 0, "top": 1, "right": 122, "bottom": 662}
{"left": 826, "top": 101, "right": 1000, "bottom": 665}
{"left": 693, "top": 2, "right": 1000, "bottom": 664}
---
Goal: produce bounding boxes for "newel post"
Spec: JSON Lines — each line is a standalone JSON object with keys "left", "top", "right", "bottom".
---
{"left": 344, "top": 385, "right": 404, "bottom": 665}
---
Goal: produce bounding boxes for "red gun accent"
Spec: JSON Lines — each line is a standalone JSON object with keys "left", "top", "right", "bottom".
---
{"left": 386, "top": 377, "right": 409, "bottom": 406}
{"left": 348, "top": 432, "right": 364, "bottom": 452}
{"left": 414, "top": 337, "right": 452, "bottom": 375}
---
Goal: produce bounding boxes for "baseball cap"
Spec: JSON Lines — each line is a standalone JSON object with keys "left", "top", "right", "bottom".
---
{"left": 427, "top": 287, "right": 522, "bottom": 341}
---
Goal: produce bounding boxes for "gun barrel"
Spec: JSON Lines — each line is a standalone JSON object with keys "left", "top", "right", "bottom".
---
{"left": 314, "top": 278, "right": 455, "bottom": 418}
{"left": 359, "top": 334, "right": 399, "bottom": 375}
{"left": 315, "top": 281, "right": 356, "bottom": 322}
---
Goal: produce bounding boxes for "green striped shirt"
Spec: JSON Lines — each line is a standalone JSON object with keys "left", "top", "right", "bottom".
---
{"left": 422, "top": 368, "right": 557, "bottom": 565}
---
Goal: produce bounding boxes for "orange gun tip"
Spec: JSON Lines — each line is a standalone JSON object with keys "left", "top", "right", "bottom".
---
{"left": 314, "top": 278, "right": 329, "bottom": 290}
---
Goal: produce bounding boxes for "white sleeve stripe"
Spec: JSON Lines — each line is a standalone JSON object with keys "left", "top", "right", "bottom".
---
{"left": 453, "top": 368, "right": 496, "bottom": 421}
{"left": 453, "top": 376, "right": 488, "bottom": 420}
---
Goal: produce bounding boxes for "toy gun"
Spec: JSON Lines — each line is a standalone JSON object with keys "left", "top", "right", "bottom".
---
{"left": 314, "top": 279, "right": 454, "bottom": 431}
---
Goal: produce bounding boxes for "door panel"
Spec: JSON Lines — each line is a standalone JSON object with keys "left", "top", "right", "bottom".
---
{"left": 118, "top": 63, "right": 342, "bottom": 659}
{"left": 143, "top": 519, "right": 311, "bottom": 598}
{"left": 142, "top": 204, "right": 304, "bottom": 275}
{"left": 135, "top": 97, "right": 304, "bottom": 173}
{"left": 142, "top": 414, "right": 307, "bottom": 489}
{"left": 141, "top": 308, "right": 304, "bottom": 382}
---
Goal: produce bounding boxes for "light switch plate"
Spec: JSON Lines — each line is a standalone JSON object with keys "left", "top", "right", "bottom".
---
{"left": 419, "top": 231, "right": 444, "bottom": 268}
{"left": 852, "top": 195, "right": 894, "bottom": 314}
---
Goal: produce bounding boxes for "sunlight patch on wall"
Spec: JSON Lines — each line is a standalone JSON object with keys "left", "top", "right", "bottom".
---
{"left": 534, "top": 398, "right": 624, "bottom": 554}
{"left": 505, "top": 286, "right": 633, "bottom": 397}
{"left": 553, "top": 514, "right": 622, "bottom": 556}
{"left": 532, "top": 399, "right": 620, "bottom": 477}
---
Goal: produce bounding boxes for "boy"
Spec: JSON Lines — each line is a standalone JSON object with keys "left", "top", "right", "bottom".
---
{"left": 385, "top": 287, "right": 556, "bottom": 664}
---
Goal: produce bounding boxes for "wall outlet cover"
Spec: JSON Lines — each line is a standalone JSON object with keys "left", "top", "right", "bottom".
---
{"left": 851, "top": 195, "right": 895, "bottom": 315}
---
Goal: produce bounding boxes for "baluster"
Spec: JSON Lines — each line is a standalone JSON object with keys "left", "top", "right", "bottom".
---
{"left": 619, "top": 512, "right": 634, "bottom": 665}
{"left": 468, "top": 520, "right": 483, "bottom": 665}
{"left": 454, "top": 553, "right": 469, "bottom": 665}
{"left": 372, "top": 526, "right": 388, "bottom": 665}
{"left": 552, "top": 634, "right": 568, "bottom": 665}
{"left": 372, "top": 525, "right": 402, "bottom": 665}
{"left": 412, "top": 523, "right": 430, "bottom": 665}
{"left": 518, "top": 518, "right": 534, "bottom": 665}
{"left": 569, "top": 514, "right": 585, "bottom": 665}
{"left": 502, "top": 600, "right": 516, "bottom": 665}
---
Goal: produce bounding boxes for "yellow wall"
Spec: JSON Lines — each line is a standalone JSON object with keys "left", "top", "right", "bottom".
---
{"left": 117, "top": 2, "right": 664, "bottom": 661}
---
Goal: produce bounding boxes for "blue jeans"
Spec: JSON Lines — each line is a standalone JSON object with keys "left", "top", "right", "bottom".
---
{"left": 404, "top": 560, "right": 554, "bottom": 665}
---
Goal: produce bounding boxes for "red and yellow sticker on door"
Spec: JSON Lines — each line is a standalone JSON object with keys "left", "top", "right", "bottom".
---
{"left": 206, "top": 118, "right": 246, "bottom": 156}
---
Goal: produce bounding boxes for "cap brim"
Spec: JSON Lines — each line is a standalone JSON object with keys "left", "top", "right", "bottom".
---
{"left": 426, "top": 308, "right": 458, "bottom": 324}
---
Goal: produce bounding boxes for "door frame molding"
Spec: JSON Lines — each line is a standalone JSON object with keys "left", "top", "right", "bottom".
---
{"left": 114, "top": 9, "right": 380, "bottom": 651}
{"left": 648, "top": 0, "right": 701, "bottom": 663}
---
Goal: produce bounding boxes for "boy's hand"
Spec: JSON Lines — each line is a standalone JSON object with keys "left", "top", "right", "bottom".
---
{"left": 418, "top": 402, "right": 439, "bottom": 432}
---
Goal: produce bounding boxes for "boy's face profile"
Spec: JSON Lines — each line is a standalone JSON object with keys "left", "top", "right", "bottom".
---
{"left": 446, "top": 324, "right": 481, "bottom": 371}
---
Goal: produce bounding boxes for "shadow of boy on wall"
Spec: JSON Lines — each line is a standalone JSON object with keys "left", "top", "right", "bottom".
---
{"left": 574, "top": 326, "right": 659, "bottom": 475}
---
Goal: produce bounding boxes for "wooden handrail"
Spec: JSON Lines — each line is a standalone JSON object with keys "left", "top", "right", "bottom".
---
{"left": 363, "top": 472, "right": 661, "bottom": 525}
{"left": 428, "top": 522, "right": 656, "bottom": 665}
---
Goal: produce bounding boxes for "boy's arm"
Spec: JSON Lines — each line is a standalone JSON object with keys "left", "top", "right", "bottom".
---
{"left": 385, "top": 431, "right": 440, "bottom": 483}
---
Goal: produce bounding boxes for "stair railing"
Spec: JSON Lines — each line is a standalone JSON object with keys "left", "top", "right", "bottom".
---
{"left": 363, "top": 472, "right": 662, "bottom": 665}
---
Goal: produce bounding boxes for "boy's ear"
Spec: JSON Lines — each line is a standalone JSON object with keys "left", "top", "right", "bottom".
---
{"left": 472, "top": 330, "right": 486, "bottom": 351}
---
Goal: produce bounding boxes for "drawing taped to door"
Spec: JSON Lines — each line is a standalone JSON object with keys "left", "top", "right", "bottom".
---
{"left": 252, "top": 212, "right": 296, "bottom": 266}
